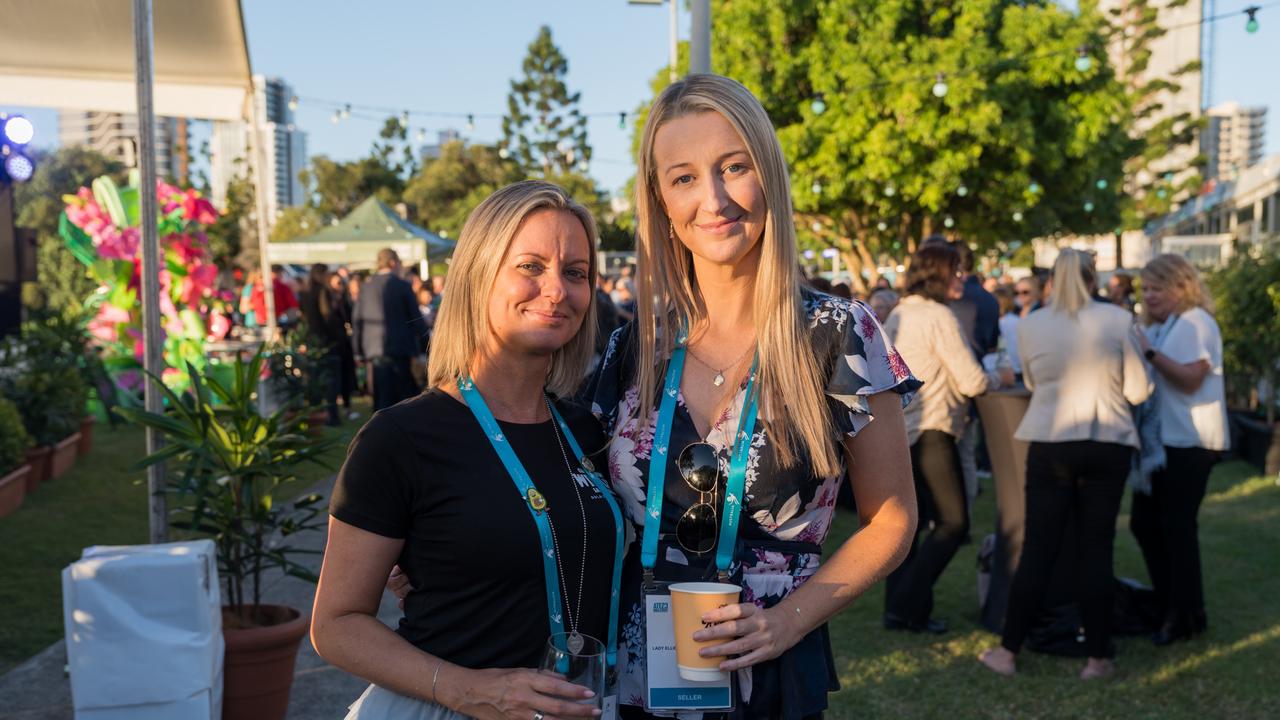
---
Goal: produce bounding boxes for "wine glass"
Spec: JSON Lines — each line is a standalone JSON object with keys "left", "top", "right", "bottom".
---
{"left": 538, "top": 632, "right": 605, "bottom": 708}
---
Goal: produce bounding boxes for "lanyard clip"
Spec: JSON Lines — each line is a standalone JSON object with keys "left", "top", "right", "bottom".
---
{"left": 716, "top": 569, "right": 731, "bottom": 584}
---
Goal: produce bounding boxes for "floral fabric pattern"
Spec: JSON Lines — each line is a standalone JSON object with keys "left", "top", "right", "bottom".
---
{"left": 590, "top": 289, "right": 921, "bottom": 712}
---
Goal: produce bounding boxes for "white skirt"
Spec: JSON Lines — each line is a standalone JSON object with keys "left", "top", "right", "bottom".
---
{"left": 345, "top": 684, "right": 472, "bottom": 720}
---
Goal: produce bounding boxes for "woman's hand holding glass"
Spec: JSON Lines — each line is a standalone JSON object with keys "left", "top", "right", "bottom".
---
{"left": 441, "top": 667, "right": 601, "bottom": 720}
{"left": 690, "top": 601, "right": 805, "bottom": 672}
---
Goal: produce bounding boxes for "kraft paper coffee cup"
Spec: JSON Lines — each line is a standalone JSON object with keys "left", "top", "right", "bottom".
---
{"left": 669, "top": 582, "right": 742, "bottom": 682}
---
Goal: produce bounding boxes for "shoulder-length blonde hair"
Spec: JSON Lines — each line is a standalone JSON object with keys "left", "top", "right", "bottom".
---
{"left": 1140, "top": 253, "right": 1213, "bottom": 325}
{"left": 427, "top": 180, "right": 599, "bottom": 397}
{"left": 634, "top": 74, "right": 838, "bottom": 476}
{"left": 1048, "top": 248, "right": 1096, "bottom": 318}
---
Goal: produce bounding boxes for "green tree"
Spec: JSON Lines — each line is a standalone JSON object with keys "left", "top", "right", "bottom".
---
{"left": 403, "top": 141, "right": 518, "bottom": 239}
{"left": 206, "top": 171, "right": 253, "bottom": 269}
{"left": 270, "top": 205, "right": 325, "bottom": 242}
{"left": 501, "top": 25, "right": 591, "bottom": 177}
{"left": 13, "top": 147, "right": 123, "bottom": 315}
{"left": 660, "top": 0, "right": 1131, "bottom": 292}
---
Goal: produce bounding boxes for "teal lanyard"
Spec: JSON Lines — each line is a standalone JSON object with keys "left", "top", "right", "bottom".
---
{"left": 457, "top": 378, "right": 624, "bottom": 671}
{"left": 642, "top": 344, "right": 760, "bottom": 580}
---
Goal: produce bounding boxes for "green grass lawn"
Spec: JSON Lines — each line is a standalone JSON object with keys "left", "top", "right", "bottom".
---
{"left": 0, "top": 401, "right": 367, "bottom": 675}
{"left": 822, "top": 460, "right": 1280, "bottom": 719}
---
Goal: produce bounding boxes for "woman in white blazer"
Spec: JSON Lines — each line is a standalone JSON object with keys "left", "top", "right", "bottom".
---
{"left": 979, "top": 249, "right": 1152, "bottom": 681}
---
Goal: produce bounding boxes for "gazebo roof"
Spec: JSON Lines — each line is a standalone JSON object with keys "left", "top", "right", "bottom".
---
{"left": 278, "top": 197, "right": 455, "bottom": 256}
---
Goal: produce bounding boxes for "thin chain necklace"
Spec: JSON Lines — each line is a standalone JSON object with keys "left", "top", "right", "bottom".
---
{"left": 686, "top": 339, "right": 756, "bottom": 387}
{"left": 545, "top": 394, "right": 590, "bottom": 654}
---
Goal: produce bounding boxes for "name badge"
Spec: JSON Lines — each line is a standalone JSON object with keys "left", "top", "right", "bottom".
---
{"left": 643, "top": 593, "right": 733, "bottom": 711}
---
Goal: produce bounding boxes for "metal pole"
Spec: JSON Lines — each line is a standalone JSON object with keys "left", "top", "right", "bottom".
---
{"left": 690, "top": 0, "right": 711, "bottom": 74}
{"left": 132, "top": 0, "right": 166, "bottom": 544}
{"left": 249, "top": 86, "right": 278, "bottom": 340}
{"left": 669, "top": 0, "right": 678, "bottom": 83}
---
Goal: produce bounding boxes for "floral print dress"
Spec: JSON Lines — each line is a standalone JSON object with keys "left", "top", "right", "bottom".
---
{"left": 589, "top": 289, "right": 920, "bottom": 718}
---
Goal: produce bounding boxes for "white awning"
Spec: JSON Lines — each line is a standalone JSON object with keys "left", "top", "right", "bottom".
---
{"left": 0, "top": 0, "right": 251, "bottom": 120}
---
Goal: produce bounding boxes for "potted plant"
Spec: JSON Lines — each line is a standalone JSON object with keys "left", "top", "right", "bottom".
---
{"left": 265, "top": 321, "right": 333, "bottom": 434}
{"left": 1210, "top": 249, "right": 1280, "bottom": 475}
{"left": 117, "top": 350, "right": 335, "bottom": 720}
{"left": 0, "top": 325, "right": 87, "bottom": 487}
{"left": 0, "top": 396, "right": 34, "bottom": 518}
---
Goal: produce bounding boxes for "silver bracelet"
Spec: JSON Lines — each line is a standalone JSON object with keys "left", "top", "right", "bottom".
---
{"left": 431, "top": 661, "right": 443, "bottom": 704}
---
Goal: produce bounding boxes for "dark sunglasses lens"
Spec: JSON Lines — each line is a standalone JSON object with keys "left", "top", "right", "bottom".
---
{"left": 678, "top": 443, "right": 719, "bottom": 493}
{"left": 677, "top": 503, "right": 717, "bottom": 555}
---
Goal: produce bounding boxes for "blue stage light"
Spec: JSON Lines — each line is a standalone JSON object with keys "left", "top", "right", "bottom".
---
{"left": 4, "top": 154, "right": 34, "bottom": 182}
{"left": 2, "top": 115, "right": 34, "bottom": 145}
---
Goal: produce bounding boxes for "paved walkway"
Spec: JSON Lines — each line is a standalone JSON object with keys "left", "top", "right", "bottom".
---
{"left": 0, "top": 474, "right": 394, "bottom": 720}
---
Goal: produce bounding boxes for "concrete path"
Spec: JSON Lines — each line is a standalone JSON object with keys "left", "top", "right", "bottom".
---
{"left": 0, "top": 473, "right": 394, "bottom": 719}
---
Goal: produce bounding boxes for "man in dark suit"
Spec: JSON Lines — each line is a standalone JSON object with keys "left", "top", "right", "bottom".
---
{"left": 353, "top": 248, "right": 424, "bottom": 411}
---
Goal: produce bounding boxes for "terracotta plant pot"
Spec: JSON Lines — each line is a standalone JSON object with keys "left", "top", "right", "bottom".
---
{"left": 24, "top": 447, "right": 52, "bottom": 493}
{"left": 78, "top": 416, "right": 96, "bottom": 456}
{"left": 49, "top": 432, "right": 82, "bottom": 480}
{"left": 0, "top": 464, "right": 30, "bottom": 518}
{"left": 221, "top": 605, "right": 309, "bottom": 720}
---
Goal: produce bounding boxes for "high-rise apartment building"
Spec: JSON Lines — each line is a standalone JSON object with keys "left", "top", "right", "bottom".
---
{"left": 208, "top": 75, "right": 307, "bottom": 223}
{"left": 1204, "top": 102, "right": 1267, "bottom": 181}
{"left": 57, "top": 112, "right": 189, "bottom": 184}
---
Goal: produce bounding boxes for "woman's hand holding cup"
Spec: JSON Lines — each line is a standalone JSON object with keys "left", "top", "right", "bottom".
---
{"left": 691, "top": 600, "right": 804, "bottom": 673}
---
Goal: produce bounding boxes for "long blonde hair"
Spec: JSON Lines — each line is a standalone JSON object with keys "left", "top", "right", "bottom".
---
{"left": 1140, "top": 253, "right": 1213, "bottom": 325}
{"left": 1048, "top": 249, "right": 1096, "bottom": 318}
{"left": 634, "top": 74, "right": 838, "bottom": 476}
{"left": 428, "top": 180, "right": 599, "bottom": 397}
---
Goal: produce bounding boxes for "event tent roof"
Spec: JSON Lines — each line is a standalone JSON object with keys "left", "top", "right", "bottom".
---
{"left": 266, "top": 197, "right": 455, "bottom": 269}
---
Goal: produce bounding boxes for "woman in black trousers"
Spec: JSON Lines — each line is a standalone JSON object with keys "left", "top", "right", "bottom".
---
{"left": 979, "top": 250, "right": 1152, "bottom": 680}
{"left": 1132, "top": 254, "right": 1229, "bottom": 644}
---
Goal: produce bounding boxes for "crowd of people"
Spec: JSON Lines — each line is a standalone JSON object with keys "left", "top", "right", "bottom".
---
{"left": 287, "top": 74, "right": 1230, "bottom": 719}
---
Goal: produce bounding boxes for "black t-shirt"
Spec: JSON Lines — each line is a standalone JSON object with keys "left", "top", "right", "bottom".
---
{"left": 330, "top": 388, "right": 617, "bottom": 670}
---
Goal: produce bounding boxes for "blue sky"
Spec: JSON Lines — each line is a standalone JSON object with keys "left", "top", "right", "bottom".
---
{"left": 8, "top": 0, "right": 1278, "bottom": 199}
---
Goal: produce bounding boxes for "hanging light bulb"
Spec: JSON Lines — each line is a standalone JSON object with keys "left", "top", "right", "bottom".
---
{"left": 884, "top": 184, "right": 896, "bottom": 197}
{"left": 810, "top": 94, "right": 827, "bottom": 115}
{"left": 1028, "top": 181, "right": 1042, "bottom": 195}
{"left": 498, "top": 147, "right": 511, "bottom": 159}
{"left": 957, "top": 185, "right": 969, "bottom": 197}
{"left": 932, "top": 73, "right": 948, "bottom": 98}
{"left": 877, "top": 221, "right": 889, "bottom": 232}
{"left": 1096, "top": 179, "right": 1108, "bottom": 190}
{"left": 1012, "top": 211, "right": 1024, "bottom": 222}
{"left": 1156, "top": 188, "right": 1167, "bottom": 199}
{"left": 416, "top": 129, "right": 426, "bottom": 143}
{"left": 1084, "top": 201, "right": 1095, "bottom": 213}
{"left": 1074, "top": 46, "right": 1093, "bottom": 73}
{"left": 331, "top": 111, "right": 341, "bottom": 124}
{"left": 1245, "top": 6, "right": 1260, "bottom": 33}
{"left": 811, "top": 221, "right": 822, "bottom": 232}
{"left": 811, "top": 181, "right": 822, "bottom": 194}
{"left": 618, "top": 112, "right": 627, "bottom": 130}
{"left": 943, "top": 216, "right": 955, "bottom": 228}
{"left": 399, "top": 111, "right": 410, "bottom": 128}
{"left": 577, "top": 160, "right": 589, "bottom": 173}
{"left": 466, "top": 114, "right": 476, "bottom": 132}
{"left": 288, "top": 95, "right": 299, "bottom": 111}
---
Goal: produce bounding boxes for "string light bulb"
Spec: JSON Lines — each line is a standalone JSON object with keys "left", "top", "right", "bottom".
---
{"left": 1245, "top": 6, "right": 1260, "bottom": 33}
{"left": 932, "top": 73, "right": 949, "bottom": 98}
{"left": 341, "top": 104, "right": 351, "bottom": 120}
{"left": 957, "top": 185, "right": 969, "bottom": 197}
{"left": 498, "top": 147, "right": 511, "bottom": 159}
{"left": 1084, "top": 201, "right": 1095, "bottom": 213}
{"left": 1096, "top": 179, "right": 1108, "bottom": 190}
{"left": 618, "top": 112, "right": 627, "bottom": 130}
{"left": 416, "top": 129, "right": 426, "bottom": 143}
{"left": 466, "top": 114, "right": 476, "bottom": 132}
{"left": 1028, "top": 181, "right": 1042, "bottom": 195}
{"left": 943, "top": 216, "right": 955, "bottom": 228}
{"left": 884, "top": 184, "right": 896, "bottom": 197}
{"left": 399, "top": 111, "right": 410, "bottom": 129}
{"left": 810, "top": 94, "right": 827, "bottom": 115}
{"left": 1074, "top": 46, "right": 1092, "bottom": 73}
{"left": 331, "top": 111, "right": 340, "bottom": 124}
{"left": 877, "top": 221, "right": 889, "bottom": 232}
{"left": 288, "top": 95, "right": 299, "bottom": 112}
{"left": 1012, "top": 211, "right": 1024, "bottom": 222}
{"left": 811, "top": 221, "right": 823, "bottom": 232}
{"left": 811, "top": 181, "right": 822, "bottom": 194}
